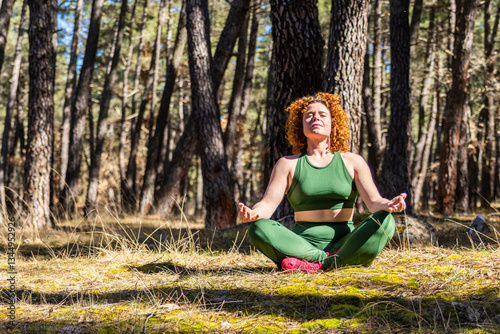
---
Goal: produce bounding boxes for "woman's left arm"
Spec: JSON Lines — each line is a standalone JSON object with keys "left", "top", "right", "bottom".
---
{"left": 346, "top": 153, "right": 406, "bottom": 213}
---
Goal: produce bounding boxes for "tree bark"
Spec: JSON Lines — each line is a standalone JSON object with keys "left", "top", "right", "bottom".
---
{"left": 84, "top": 0, "right": 128, "bottom": 218}
{"left": 480, "top": 0, "right": 499, "bottom": 209}
{"left": 139, "top": 0, "right": 187, "bottom": 215}
{"left": 211, "top": 0, "right": 251, "bottom": 93}
{"left": 121, "top": 0, "right": 149, "bottom": 212}
{"left": 0, "top": 0, "right": 27, "bottom": 215}
{"left": 125, "top": 0, "right": 166, "bottom": 213}
{"left": 59, "top": 0, "right": 84, "bottom": 195}
{"left": 186, "top": 0, "right": 236, "bottom": 229}
{"left": 155, "top": 0, "right": 246, "bottom": 218}
{"left": 25, "top": 0, "right": 56, "bottom": 229}
{"left": 59, "top": 0, "right": 104, "bottom": 217}
{"left": 0, "top": 0, "right": 15, "bottom": 75}
{"left": 411, "top": 4, "right": 436, "bottom": 181}
{"left": 380, "top": 0, "right": 412, "bottom": 212}
{"left": 436, "top": 0, "right": 478, "bottom": 215}
{"left": 324, "top": 0, "right": 370, "bottom": 153}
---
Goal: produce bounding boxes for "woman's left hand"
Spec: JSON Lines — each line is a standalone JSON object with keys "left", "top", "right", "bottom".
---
{"left": 386, "top": 193, "right": 407, "bottom": 213}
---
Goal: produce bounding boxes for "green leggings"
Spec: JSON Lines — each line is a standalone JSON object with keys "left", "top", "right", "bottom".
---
{"left": 248, "top": 211, "right": 395, "bottom": 270}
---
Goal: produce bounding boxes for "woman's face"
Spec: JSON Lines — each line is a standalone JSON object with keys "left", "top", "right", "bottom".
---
{"left": 302, "top": 102, "right": 332, "bottom": 140}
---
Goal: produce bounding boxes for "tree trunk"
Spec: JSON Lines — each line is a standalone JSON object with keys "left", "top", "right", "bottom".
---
{"left": 119, "top": 0, "right": 138, "bottom": 209}
{"left": 0, "top": 0, "right": 27, "bottom": 215}
{"left": 368, "top": 0, "right": 384, "bottom": 181}
{"left": 411, "top": 4, "right": 436, "bottom": 180}
{"left": 84, "top": 0, "right": 128, "bottom": 218}
{"left": 232, "top": 0, "right": 261, "bottom": 204}
{"left": 186, "top": 0, "right": 236, "bottom": 229}
{"left": 380, "top": 0, "right": 412, "bottom": 211}
{"left": 480, "top": 0, "right": 498, "bottom": 209}
{"left": 155, "top": 0, "right": 246, "bottom": 218}
{"left": 0, "top": 0, "right": 15, "bottom": 74}
{"left": 211, "top": 0, "right": 251, "bottom": 93}
{"left": 59, "top": 0, "right": 104, "bottom": 217}
{"left": 266, "top": 0, "right": 324, "bottom": 221}
{"left": 25, "top": 0, "right": 56, "bottom": 229}
{"left": 139, "top": 0, "right": 187, "bottom": 215}
{"left": 455, "top": 110, "right": 469, "bottom": 212}
{"left": 324, "top": 0, "right": 370, "bottom": 153}
{"left": 409, "top": 0, "right": 423, "bottom": 60}
{"left": 59, "top": 0, "right": 84, "bottom": 195}
{"left": 125, "top": 0, "right": 166, "bottom": 213}
{"left": 436, "top": 0, "right": 478, "bottom": 215}
{"left": 121, "top": 0, "right": 149, "bottom": 212}
{"left": 223, "top": 9, "right": 249, "bottom": 170}
{"left": 413, "top": 82, "right": 439, "bottom": 208}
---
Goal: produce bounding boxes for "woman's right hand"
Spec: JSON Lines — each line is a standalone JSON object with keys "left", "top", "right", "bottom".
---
{"left": 238, "top": 203, "right": 260, "bottom": 222}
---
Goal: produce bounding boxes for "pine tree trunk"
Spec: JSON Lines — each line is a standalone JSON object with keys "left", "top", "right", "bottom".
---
{"left": 84, "top": 0, "right": 128, "bottom": 218}
{"left": 121, "top": 0, "right": 149, "bottom": 212}
{"left": 0, "top": 0, "right": 27, "bottom": 215}
{"left": 59, "top": 0, "right": 83, "bottom": 195}
{"left": 186, "top": 0, "right": 236, "bottom": 229}
{"left": 223, "top": 10, "right": 249, "bottom": 171}
{"left": 480, "top": 0, "right": 498, "bottom": 209}
{"left": 119, "top": 0, "right": 138, "bottom": 208}
{"left": 155, "top": 0, "right": 246, "bottom": 218}
{"left": 324, "top": 0, "right": 370, "bottom": 153}
{"left": 380, "top": 0, "right": 412, "bottom": 210}
{"left": 211, "top": 0, "right": 251, "bottom": 93}
{"left": 411, "top": 4, "right": 436, "bottom": 181}
{"left": 139, "top": 0, "right": 187, "bottom": 215}
{"left": 125, "top": 0, "right": 166, "bottom": 213}
{"left": 0, "top": 0, "right": 15, "bottom": 74}
{"left": 60, "top": 0, "right": 104, "bottom": 217}
{"left": 436, "top": 0, "right": 478, "bottom": 215}
{"left": 455, "top": 111, "right": 469, "bottom": 212}
{"left": 266, "top": 0, "right": 324, "bottom": 221}
{"left": 25, "top": 0, "right": 56, "bottom": 229}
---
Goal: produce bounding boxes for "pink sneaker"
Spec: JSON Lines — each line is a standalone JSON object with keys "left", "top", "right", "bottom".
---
{"left": 281, "top": 257, "right": 323, "bottom": 273}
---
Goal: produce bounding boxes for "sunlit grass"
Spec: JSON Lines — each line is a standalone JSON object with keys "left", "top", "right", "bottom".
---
{"left": 0, "top": 209, "right": 499, "bottom": 333}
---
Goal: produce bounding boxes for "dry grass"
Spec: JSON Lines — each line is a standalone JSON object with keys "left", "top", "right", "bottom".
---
{"left": 0, "top": 211, "right": 499, "bottom": 333}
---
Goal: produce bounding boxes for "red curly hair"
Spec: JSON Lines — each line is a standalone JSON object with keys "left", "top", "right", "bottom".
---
{"left": 285, "top": 92, "right": 350, "bottom": 154}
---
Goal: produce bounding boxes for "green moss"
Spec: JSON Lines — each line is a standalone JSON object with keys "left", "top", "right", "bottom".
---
{"left": 276, "top": 283, "right": 332, "bottom": 297}
{"left": 301, "top": 318, "right": 341, "bottom": 330}
{"left": 106, "top": 266, "right": 130, "bottom": 275}
{"left": 369, "top": 274, "right": 404, "bottom": 285}
{"left": 406, "top": 278, "right": 420, "bottom": 289}
{"left": 329, "top": 304, "right": 361, "bottom": 318}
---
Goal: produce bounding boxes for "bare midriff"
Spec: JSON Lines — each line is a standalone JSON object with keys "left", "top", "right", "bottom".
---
{"left": 294, "top": 208, "right": 354, "bottom": 223}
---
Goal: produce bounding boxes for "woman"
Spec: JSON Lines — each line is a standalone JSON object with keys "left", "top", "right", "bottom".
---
{"left": 239, "top": 92, "right": 406, "bottom": 272}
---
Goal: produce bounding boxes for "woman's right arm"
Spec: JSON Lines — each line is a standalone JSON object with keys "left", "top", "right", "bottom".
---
{"left": 238, "top": 157, "right": 293, "bottom": 222}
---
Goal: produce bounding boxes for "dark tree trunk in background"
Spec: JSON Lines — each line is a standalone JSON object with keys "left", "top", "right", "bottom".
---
{"left": 480, "top": 0, "right": 499, "bottom": 209}
{"left": 60, "top": 0, "right": 104, "bottom": 217}
{"left": 121, "top": 0, "right": 148, "bottom": 212}
{"left": 125, "top": 0, "right": 166, "bottom": 213}
{"left": 25, "top": 0, "right": 56, "bottom": 229}
{"left": 267, "top": 0, "right": 324, "bottom": 220}
{"left": 60, "top": 0, "right": 83, "bottom": 195}
{"left": 0, "top": 0, "right": 16, "bottom": 74}
{"left": 139, "top": 1, "right": 187, "bottom": 216}
{"left": 186, "top": 0, "right": 236, "bottom": 229}
{"left": 411, "top": 4, "right": 436, "bottom": 181}
{"left": 437, "top": 0, "right": 478, "bottom": 215}
{"left": 211, "top": 0, "right": 251, "bottom": 93}
{"left": 455, "top": 111, "right": 469, "bottom": 212}
{"left": 380, "top": 0, "right": 412, "bottom": 212}
{"left": 156, "top": 0, "right": 246, "bottom": 218}
{"left": 1, "top": 0, "right": 27, "bottom": 214}
{"left": 324, "top": 0, "right": 370, "bottom": 153}
{"left": 84, "top": 0, "right": 128, "bottom": 218}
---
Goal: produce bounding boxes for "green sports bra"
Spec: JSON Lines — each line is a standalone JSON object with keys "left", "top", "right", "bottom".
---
{"left": 286, "top": 152, "right": 358, "bottom": 212}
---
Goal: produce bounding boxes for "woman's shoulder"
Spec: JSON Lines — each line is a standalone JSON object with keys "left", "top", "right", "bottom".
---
{"left": 339, "top": 152, "right": 369, "bottom": 169}
{"left": 275, "top": 154, "right": 301, "bottom": 170}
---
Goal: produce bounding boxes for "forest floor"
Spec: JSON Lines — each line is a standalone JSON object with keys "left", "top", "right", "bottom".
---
{"left": 0, "top": 207, "right": 499, "bottom": 333}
